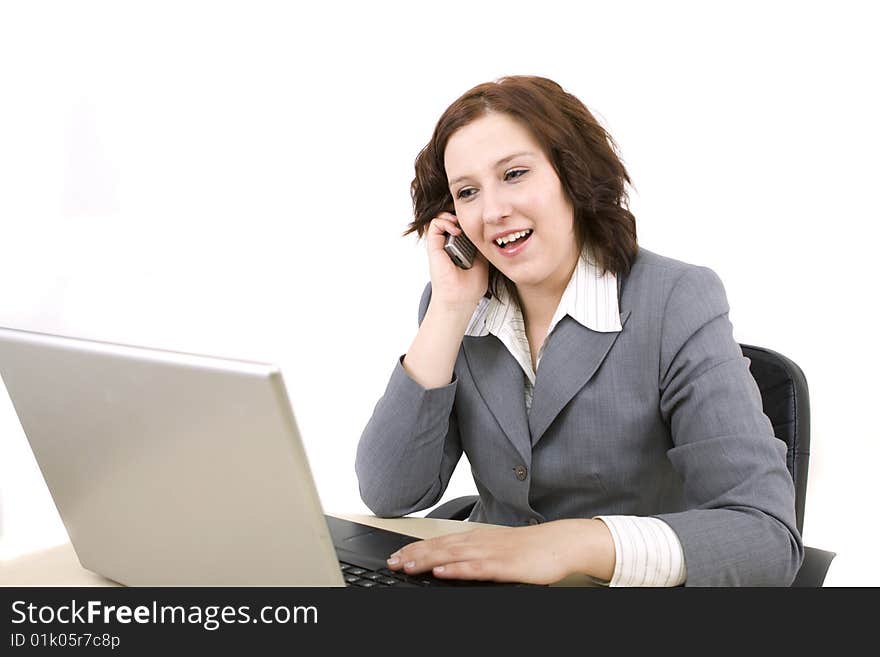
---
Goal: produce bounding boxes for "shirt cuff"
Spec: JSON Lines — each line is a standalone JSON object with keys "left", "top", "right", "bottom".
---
{"left": 594, "top": 515, "right": 687, "bottom": 587}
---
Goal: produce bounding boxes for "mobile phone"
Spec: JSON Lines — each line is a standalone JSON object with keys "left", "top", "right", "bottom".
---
{"left": 444, "top": 231, "right": 477, "bottom": 269}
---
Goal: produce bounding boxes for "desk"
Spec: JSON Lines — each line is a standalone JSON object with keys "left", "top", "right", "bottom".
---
{"left": 0, "top": 513, "right": 599, "bottom": 587}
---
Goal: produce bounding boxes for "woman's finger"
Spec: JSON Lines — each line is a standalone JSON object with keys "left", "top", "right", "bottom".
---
{"left": 436, "top": 211, "right": 459, "bottom": 224}
{"left": 428, "top": 217, "right": 461, "bottom": 236}
{"left": 395, "top": 545, "right": 487, "bottom": 575}
{"left": 387, "top": 532, "right": 489, "bottom": 574}
{"left": 431, "top": 559, "right": 499, "bottom": 581}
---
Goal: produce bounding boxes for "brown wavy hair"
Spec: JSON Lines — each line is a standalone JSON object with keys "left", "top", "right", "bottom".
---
{"left": 404, "top": 75, "right": 638, "bottom": 295}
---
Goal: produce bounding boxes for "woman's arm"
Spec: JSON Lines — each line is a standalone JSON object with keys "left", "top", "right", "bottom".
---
{"left": 654, "top": 265, "right": 804, "bottom": 586}
{"left": 385, "top": 517, "right": 617, "bottom": 585}
{"left": 401, "top": 295, "right": 478, "bottom": 389}
{"left": 357, "top": 211, "right": 489, "bottom": 516}
{"left": 355, "top": 284, "right": 474, "bottom": 517}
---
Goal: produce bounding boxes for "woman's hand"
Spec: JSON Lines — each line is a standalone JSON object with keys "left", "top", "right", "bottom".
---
{"left": 425, "top": 212, "right": 489, "bottom": 312}
{"left": 385, "top": 519, "right": 616, "bottom": 585}
{"left": 399, "top": 212, "right": 489, "bottom": 389}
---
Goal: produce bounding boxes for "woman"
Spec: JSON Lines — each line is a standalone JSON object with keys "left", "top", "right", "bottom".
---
{"left": 355, "top": 76, "right": 803, "bottom": 586}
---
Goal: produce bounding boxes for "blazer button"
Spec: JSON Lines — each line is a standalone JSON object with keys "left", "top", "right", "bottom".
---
{"left": 527, "top": 518, "right": 540, "bottom": 526}
{"left": 514, "top": 465, "right": 528, "bottom": 481}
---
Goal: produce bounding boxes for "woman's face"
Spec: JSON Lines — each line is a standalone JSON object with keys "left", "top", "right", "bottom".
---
{"left": 444, "top": 111, "right": 579, "bottom": 295}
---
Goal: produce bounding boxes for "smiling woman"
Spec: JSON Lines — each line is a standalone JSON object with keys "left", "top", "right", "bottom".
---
{"left": 442, "top": 113, "right": 582, "bottom": 323}
{"left": 355, "top": 76, "right": 803, "bottom": 587}
{"left": 407, "top": 76, "right": 638, "bottom": 301}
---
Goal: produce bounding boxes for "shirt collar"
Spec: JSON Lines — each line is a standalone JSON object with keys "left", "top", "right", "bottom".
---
{"left": 465, "top": 246, "right": 623, "bottom": 338}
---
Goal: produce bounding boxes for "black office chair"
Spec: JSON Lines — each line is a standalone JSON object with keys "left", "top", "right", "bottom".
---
{"left": 426, "top": 343, "right": 836, "bottom": 587}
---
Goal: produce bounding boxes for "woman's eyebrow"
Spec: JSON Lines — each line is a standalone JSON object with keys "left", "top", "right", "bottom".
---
{"left": 448, "top": 151, "right": 536, "bottom": 187}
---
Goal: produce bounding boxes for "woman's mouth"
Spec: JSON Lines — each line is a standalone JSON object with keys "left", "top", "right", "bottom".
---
{"left": 492, "top": 229, "right": 533, "bottom": 257}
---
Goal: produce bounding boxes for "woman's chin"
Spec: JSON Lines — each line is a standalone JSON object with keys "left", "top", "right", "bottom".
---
{"left": 496, "top": 267, "right": 542, "bottom": 290}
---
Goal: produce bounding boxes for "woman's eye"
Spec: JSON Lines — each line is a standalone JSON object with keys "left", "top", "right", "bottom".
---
{"left": 456, "top": 170, "right": 526, "bottom": 200}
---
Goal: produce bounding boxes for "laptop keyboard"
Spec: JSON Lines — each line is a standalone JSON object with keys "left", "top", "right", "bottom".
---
{"left": 339, "top": 560, "right": 453, "bottom": 587}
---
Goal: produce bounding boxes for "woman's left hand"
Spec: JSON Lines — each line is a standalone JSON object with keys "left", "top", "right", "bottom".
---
{"left": 385, "top": 519, "right": 615, "bottom": 585}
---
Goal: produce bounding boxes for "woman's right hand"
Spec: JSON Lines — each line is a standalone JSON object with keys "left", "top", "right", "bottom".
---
{"left": 401, "top": 212, "right": 488, "bottom": 388}
{"left": 425, "top": 212, "right": 489, "bottom": 312}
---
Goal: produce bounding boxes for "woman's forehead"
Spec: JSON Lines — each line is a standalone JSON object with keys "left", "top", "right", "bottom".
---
{"left": 444, "top": 113, "right": 543, "bottom": 176}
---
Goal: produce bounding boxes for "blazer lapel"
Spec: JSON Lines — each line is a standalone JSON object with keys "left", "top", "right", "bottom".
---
{"left": 528, "top": 309, "right": 631, "bottom": 447}
{"left": 462, "top": 335, "right": 533, "bottom": 467}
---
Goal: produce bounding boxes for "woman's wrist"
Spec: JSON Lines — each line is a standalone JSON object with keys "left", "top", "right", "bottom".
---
{"left": 402, "top": 300, "right": 475, "bottom": 389}
{"left": 556, "top": 518, "right": 616, "bottom": 583}
{"left": 427, "top": 296, "right": 481, "bottom": 319}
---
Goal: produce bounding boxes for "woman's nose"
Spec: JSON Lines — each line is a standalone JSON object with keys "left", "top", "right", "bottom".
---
{"left": 480, "top": 185, "right": 512, "bottom": 225}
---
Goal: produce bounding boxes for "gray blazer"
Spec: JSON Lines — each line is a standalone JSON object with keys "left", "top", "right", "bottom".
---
{"left": 356, "top": 248, "right": 804, "bottom": 586}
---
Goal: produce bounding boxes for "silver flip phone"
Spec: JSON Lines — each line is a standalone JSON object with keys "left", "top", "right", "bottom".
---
{"left": 444, "top": 232, "right": 477, "bottom": 269}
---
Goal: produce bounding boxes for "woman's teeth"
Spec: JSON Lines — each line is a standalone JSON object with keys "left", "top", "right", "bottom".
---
{"left": 495, "top": 229, "right": 532, "bottom": 247}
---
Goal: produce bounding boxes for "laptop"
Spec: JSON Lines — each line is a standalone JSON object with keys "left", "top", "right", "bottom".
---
{"left": 0, "top": 326, "right": 502, "bottom": 587}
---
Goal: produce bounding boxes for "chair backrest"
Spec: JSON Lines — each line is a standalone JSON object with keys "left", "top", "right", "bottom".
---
{"left": 739, "top": 344, "right": 810, "bottom": 534}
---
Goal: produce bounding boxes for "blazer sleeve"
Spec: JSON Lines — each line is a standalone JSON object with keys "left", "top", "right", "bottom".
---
{"left": 355, "top": 283, "right": 464, "bottom": 517}
{"left": 653, "top": 265, "right": 804, "bottom": 586}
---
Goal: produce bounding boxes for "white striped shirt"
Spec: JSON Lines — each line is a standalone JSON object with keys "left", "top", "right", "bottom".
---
{"left": 464, "top": 247, "right": 687, "bottom": 587}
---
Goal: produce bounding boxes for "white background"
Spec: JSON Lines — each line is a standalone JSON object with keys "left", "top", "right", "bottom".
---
{"left": 1, "top": 1, "right": 877, "bottom": 584}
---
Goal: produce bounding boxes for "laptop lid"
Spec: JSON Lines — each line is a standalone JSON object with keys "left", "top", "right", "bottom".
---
{"left": 0, "top": 326, "right": 345, "bottom": 586}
